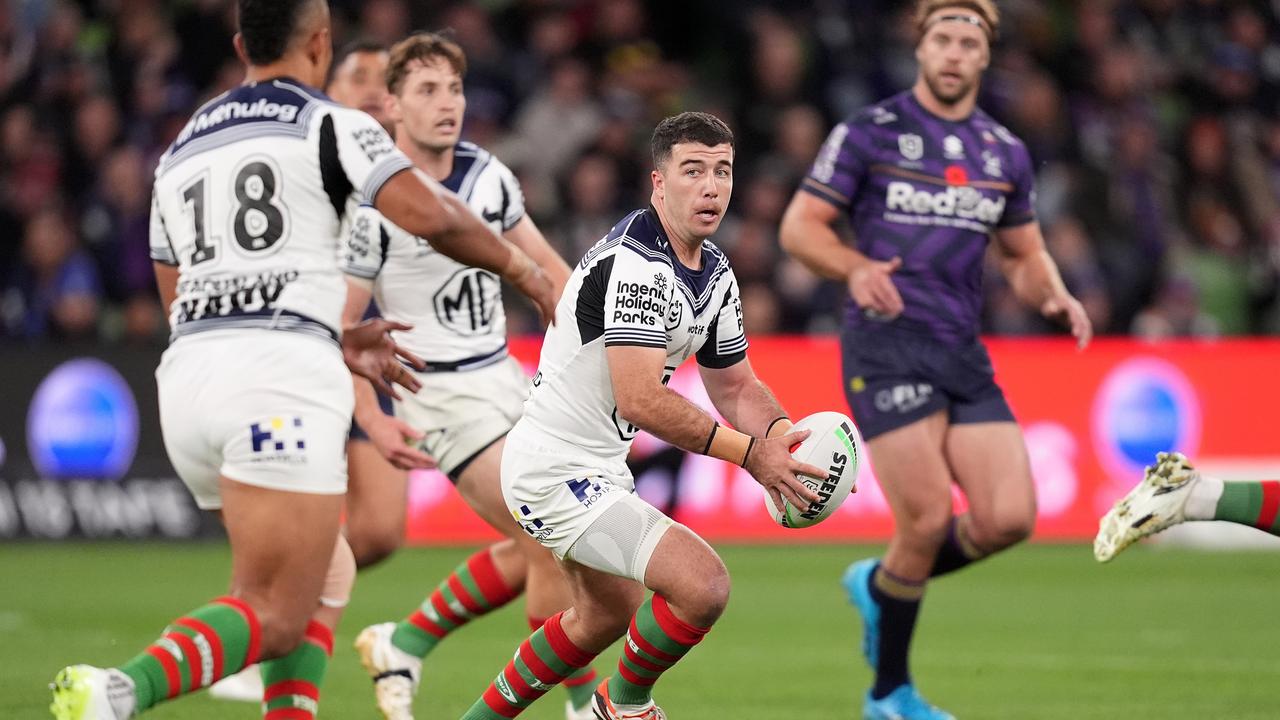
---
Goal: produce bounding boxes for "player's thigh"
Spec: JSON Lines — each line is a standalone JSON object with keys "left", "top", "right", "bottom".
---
{"left": 344, "top": 438, "right": 407, "bottom": 539}
{"left": 220, "top": 478, "right": 344, "bottom": 641}
{"left": 944, "top": 421, "right": 1035, "bottom": 531}
{"left": 404, "top": 358, "right": 527, "bottom": 480}
{"left": 456, "top": 437, "right": 526, "bottom": 538}
{"left": 865, "top": 409, "right": 954, "bottom": 526}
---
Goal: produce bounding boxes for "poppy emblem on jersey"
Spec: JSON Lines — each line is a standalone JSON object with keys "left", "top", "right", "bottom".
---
{"left": 898, "top": 134, "right": 923, "bottom": 161}
{"left": 944, "top": 165, "right": 969, "bottom": 186}
{"left": 944, "top": 135, "right": 965, "bottom": 159}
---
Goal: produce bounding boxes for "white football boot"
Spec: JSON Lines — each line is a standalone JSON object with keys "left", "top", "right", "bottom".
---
{"left": 354, "top": 622, "right": 422, "bottom": 720}
{"left": 207, "top": 664, "right": 263, "bottom": 702}
{"left": 1095, "top": 451, "right": 1200, "bottom": 562}
{"left": 50, "top": 665, "right": 136, "bottom": 720}
{"left": 591, "top": 677, "right": 667, "bottom": 719}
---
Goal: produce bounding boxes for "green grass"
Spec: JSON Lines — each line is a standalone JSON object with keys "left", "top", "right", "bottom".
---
{"left": 3, "top": 542, "right": 1279, "bottom": 719}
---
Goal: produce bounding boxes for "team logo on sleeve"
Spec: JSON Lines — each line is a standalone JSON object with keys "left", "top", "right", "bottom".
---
{"left": 433, "top": 267, "right": 500, "bottom": 336}
{"left": 982, "top": 151, "right": 1002, "bottom": 177}
{"left": 898, "top": 134, "right": 923, "bottom": 161}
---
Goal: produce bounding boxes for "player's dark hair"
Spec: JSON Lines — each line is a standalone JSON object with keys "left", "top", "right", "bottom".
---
{"left": 326, "top": 38, "right": 388, "bottom": 90}
{"left": 237, "top": 0, "right": 321, "bottom": 65}
{"left": 386, "top": 31, "right": 467, "bottom": 95}
{"left": 650, "top": 112, "right": 734, "bottom": 169}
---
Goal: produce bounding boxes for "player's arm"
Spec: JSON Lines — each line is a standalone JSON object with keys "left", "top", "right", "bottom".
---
{"left": 994, "top": 222, "right": 1092, "bottom": 349}
{"left": 153, "top": 263, "right": 178, "bottom": 323}
{"left": 780, "top": 181, "right": 902, "bottom": 318}
{"left": 607, "top": 346, "right": 821, "bottom": 512}
{"left": 504, "top": 216, "right": 571, "bottom": 301}
{"left": 375, "top": 169, "right": 556, "bottom": 324}
{"left": 698, "top": 357, "right": 794, "bottom": 439}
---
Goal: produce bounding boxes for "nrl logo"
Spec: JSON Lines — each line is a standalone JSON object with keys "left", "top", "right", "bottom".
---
{"left": 898, "top": 134, "right": 923, "bottom": 161}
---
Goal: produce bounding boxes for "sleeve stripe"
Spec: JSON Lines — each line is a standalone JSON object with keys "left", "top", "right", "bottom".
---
{"left": 341, "top": 266, "right": 378, "bottom": 280}
{"left": 800, "top": 179, "right": 850, "bottom": 208}
{"left": 717, "top": 336, "right": 749, "bottom": 355}
{"left": 604, "top": 329, "right": 666, "bottom": 342}
{"left": 361, "top": 156, "right": 414, "bottom": 204}
{"left": 605, "top": 339, "right": 667, "bottom": 349}
{"left": 150, "top": 248, "right": 178, "bottom": 265}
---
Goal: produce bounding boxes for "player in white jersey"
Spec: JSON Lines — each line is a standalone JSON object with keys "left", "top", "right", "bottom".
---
{"left": 337, "top": 33, "right": 599, "bottom": 720}
{"left": 49, "top": 3, "right": 556, "bottom": 719}
{"left": 458, "top": 113, "right": 825, "bottom": 720}
{"left": 203, "top": 38, "right": 430, "bottom": 705}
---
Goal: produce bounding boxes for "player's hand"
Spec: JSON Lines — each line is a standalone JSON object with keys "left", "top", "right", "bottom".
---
{"left": 1041, "top": 292, "right": 1092, "bottom": 350}
{"left": 364, "top": 414, "right": 437, "bottom": 470}
{"left": 744, "top": 429, "right": 825, "bottom": 515}
{"left": 504, "top": 252, "right": 558, "bottom": 328}
{"left": 342, "top": 318, "right": 427, "bottom": 399}
{"left": 848, "top": 256, "right": 904, "bottom": 320}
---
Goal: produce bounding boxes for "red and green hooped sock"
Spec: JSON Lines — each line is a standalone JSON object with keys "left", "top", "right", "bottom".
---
{"left": 462, "top": 612, "right": 595, "bottom": 719}
{"left": 392, "top": 546, "right": 521, "bottom": 658}
{"left": 260, "top": 620, "right": 333, "bottom": 720}
{"left": 1216, "top": 481, "right": 1280, "bottom": 534}
{"left": 608, "top": 594, "right": 711, "bottom": 706}
{"left": 529, "top": 615, "right": 598, "bottom": 711}
{"left": 119, "top": 595, "right": 261, "bottom": 711}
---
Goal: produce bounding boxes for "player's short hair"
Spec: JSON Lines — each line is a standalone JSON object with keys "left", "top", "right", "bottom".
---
{"left": 386, "top": 32, "right": 467, "bottom": 96}
{"left": 650, "top": 112, "right": 734, "bottom": 169}
{"left": 914, "top": 0, "right": 1000, "bottom": 43}
{"left": 325, "top": 38, "right": 388, "bottom": 90}
{"left": 237, "top": 0, "right": 323, "bottom": 65}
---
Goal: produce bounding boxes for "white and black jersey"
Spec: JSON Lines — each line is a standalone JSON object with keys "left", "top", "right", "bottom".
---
{"left": 518, "top": 207, "right": 747, "bottom": 467}
{"left": 149, "top": 76, "right": 413, "bottom": 343}
{"left": 341, "top": 142, "right": 525, "bottom": 367}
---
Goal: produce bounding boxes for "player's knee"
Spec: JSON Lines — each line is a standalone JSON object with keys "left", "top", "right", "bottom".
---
{"left": 669, "top": 558, "right": 730, "bottom": 628}
{"left": 347, "top": 525, "right": 403, "bottom": 569}
{"left": 901, "top": 504, "right": 953, "bottom": 545}
{"left": 969, "top": 509, "right": 1035, "bottom": 551}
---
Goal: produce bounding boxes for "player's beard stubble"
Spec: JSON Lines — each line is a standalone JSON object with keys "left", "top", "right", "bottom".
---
{"left": 922, "top": 69, "right": 976, "bottom": 107}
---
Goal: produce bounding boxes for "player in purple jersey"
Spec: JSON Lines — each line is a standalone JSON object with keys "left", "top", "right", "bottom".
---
{"left": 780, "top": 2, "right": 1091, "bottom": 718}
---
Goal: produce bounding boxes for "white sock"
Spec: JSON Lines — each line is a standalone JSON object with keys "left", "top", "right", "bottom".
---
{"left": 1183, "top": 474, "right": 1224, "bottom": 521}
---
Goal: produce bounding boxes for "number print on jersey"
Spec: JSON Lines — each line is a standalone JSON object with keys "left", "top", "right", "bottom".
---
{"left": 181, "top": 173, "right": 216, "bottom": 265}
{"left": 178, "top": 157, "right": 290, "bottom": 265}
{"left": 612, "top": 367, "right": 674, "bottom": 441}
{"left": 232, "top": 160, "right": 287, "bottom": 253}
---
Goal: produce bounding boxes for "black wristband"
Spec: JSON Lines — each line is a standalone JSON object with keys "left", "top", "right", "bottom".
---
{"left": 742, "top": 437, "right": 756, "bottom": 467}
{"left": 765, "top": 416, "right": 791, "bottom": 438}
{"left": 702, "top": 422, "right": 719, "bottom": 455}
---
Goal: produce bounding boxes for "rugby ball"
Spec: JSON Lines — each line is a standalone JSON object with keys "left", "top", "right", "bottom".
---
{"left": 765, "top": 411, "right": 862, "bottom": 529}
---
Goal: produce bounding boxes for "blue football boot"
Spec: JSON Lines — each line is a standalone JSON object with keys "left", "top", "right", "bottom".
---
{"left": 841, "top": 558, "right": 880, "bottom": 668}
{"left": 863, "top": 683, "right": 955, "bottom": 720}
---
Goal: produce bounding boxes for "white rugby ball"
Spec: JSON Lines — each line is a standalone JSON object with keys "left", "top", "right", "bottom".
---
{"left": 765, "top": 411, "right": 862, "bottom": 529}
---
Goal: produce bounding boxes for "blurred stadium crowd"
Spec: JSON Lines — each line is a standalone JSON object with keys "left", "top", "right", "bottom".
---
{"left": 0, "top": 0, "right": 1277, "bottom": 344}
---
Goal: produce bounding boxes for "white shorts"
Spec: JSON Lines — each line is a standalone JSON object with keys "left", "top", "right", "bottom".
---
{"left": 156, "top": 330, "right": 354, "bottom": 510}
{"left": 501, "top": 423, "right": 672, "bottom": 579}
{"left": 395, "top": 356, "right": 528, "bottom": 479}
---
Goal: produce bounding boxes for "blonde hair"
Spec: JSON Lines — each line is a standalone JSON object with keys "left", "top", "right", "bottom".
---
{"left": 914, "top": 0, "right": 1000, "bottom": 42}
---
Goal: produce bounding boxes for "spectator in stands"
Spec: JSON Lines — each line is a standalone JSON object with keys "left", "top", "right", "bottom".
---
{"left": 5, "top": 205, "right": 101, "bottom": 339}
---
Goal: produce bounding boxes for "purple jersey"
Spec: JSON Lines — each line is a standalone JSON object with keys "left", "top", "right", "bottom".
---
{"left": 803, "top": 90, "right": 1037, "bottom": 345}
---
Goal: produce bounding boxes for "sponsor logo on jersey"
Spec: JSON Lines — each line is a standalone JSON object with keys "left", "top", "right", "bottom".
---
{"left": 433, "top": 267, "right": 500, "bottom": 336}
{"left": 993, "top": 126, "right": 1018, "bottom": 145}
{"left": 516, "top": 504, "right": 553, "bottom": 541}
{"left": 812, "top": 124, "right": 850, "bottom": 183}
{"left": 898, "top": 133, "right": 923, "bottom": 161}
{"left": 871, "top": 107, "right": 898, "bottom": 125}
{"left": 351, "top": 127, "right": 395, "bottom": 163}
{"left": 884, "top": 181, "right": 1006, "bottom": 226}
{"left": 176, "top": 98, "right": 301, "bottom": 147}
{"left": 944, "top": 135, "right": 965, "bottom": 159}
{"left": 248, "top": 416, "right": 307, "bottom": 464}
{"left": 612, "top": 280, "right": 665, "bottom": 326}
{"left": 565, "top": 478, "right": 616, "bottom": 509}
{"left": 175, "top": 270, "right": 299, "bottom": 323}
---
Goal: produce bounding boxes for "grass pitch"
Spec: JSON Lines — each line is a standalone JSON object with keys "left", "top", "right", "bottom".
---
{"left": 3, "top": 542, "right": 1278, "bottom": 719}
